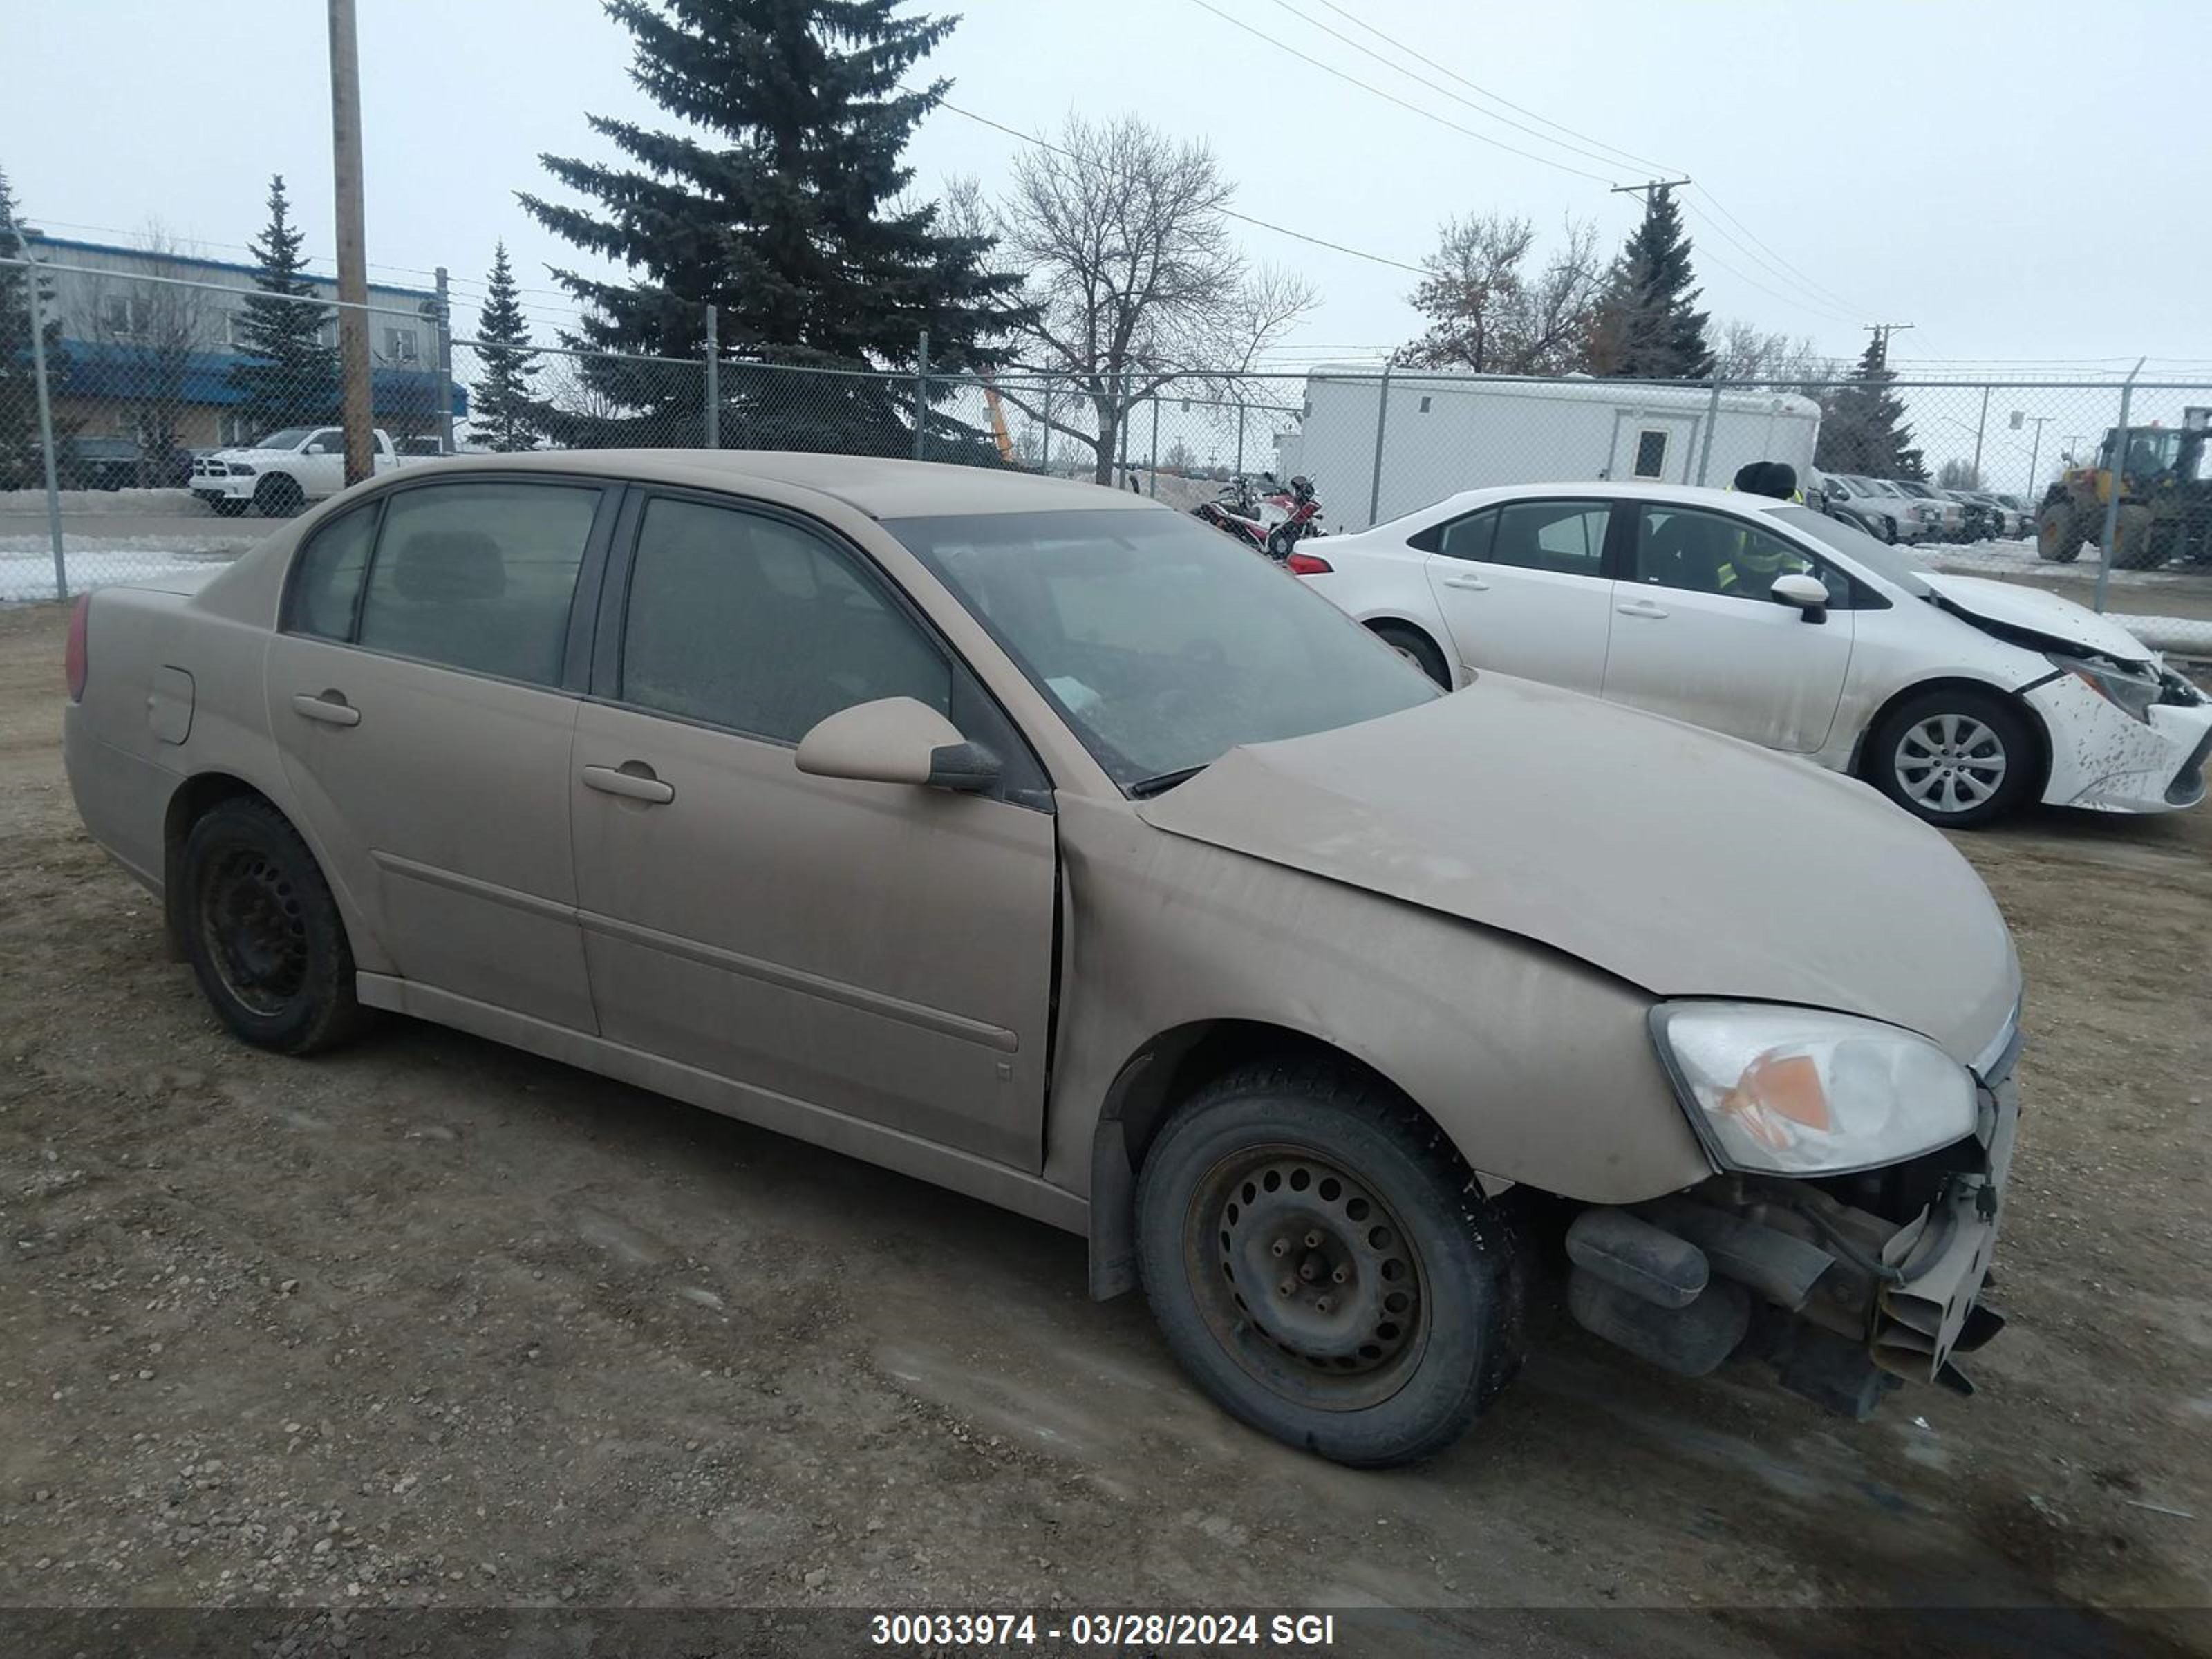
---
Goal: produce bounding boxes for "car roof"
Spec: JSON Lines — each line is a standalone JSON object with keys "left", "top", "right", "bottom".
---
{"left": 387, "top": 449, "right": 1154, "bottom": 520}
{"left": 1376, "top": 478, "right": 1817, "bottom": 527}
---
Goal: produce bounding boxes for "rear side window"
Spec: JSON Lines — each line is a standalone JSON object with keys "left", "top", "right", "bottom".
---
{"left": 618, "top": 496, "right": 953, "bottom": 744}
{"left": 1490, "top": 500, "right": 1610, "bottom": 576}
{"left": 355, "top": 481, "right": 599, "bottom": 686}
{"left": 1410, "top": 508, "right": 1498, "bottom": 562}
{"left": 288, "top": 503, "right": 377, "bottom": 639}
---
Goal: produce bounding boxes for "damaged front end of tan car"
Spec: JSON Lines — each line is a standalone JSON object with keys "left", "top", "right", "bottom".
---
{"left": 1563, "top": 1002, "right": 2019, "bottom": 1418}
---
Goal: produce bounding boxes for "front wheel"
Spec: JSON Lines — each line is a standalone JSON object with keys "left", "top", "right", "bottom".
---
{"left": 1867, "top": 688, "right": 2038, "bottom": 828}
{"left": 254, "top": 474, "right": 306, "bottom": 518}
{"left": 2037, "top": 503, "right": 2086, "bottom": 563}
{"left": 2108, "top": 505, "right": 2162, "bottom": 570}
{"left": 1136, "top": 1062, "right": 1524, "bottom": 1466}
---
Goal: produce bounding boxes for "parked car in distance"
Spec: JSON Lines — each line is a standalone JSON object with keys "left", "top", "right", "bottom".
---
{"left": 1888, "top": 478, "right": 1966, "bottom": 541}
{"left": 190, "top": 425, "right": 430, "bottom": 518}
{"left": 1943, "top": 488, "right": 2003, "bottom": 543}
{"left": 59, "top": 435, "right": 192, "bottom": 491}
{"left": 66, "top": 452, "right": 2029, "bottom": 1465}
{"left": 1810, "top": 469, "right": 1900, "bottom": 541}
{"left": 1291, "top": 479, "right": 2210, "bottom": 827}
{"left": 1851, "top": 476, "right": 1940, "bottom": 541}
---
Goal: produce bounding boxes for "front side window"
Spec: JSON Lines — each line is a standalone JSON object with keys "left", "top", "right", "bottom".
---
{"left": 619, "top": 496, "right": 952, "bottom": 744}
{"left": 1633, "top": 504, "right": 1846, "bottom": 603}
{"left": 355, "top": 481, "right": 599, "bottom": 686}
{"left": 888, "top": 508, "right": 1434, "bottom": 791}
{"left": 1490, "top": 500, "right": 1611, "bottom": 577}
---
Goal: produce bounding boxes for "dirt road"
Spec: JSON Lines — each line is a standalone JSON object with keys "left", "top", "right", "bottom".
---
{"left": 1, "top": 601, "right": 2206, "bottom": 1655}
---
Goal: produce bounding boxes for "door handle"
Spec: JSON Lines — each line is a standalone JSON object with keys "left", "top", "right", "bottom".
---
{"left": 1615, "top": 600, "right": 1669, "bottom": 619}
{"left": 1440, "top": 574, "right": 1490, "bottom": 591}
{"left": 581, "top": 763, "right": 675, "bottom": 805}
{"left": 291, "top": 691, "right": 361, "bottom": 727}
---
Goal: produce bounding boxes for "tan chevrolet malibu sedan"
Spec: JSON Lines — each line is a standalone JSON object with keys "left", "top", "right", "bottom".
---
{"left": 63, "top": 453, "right": 2021, "bottom": 1465}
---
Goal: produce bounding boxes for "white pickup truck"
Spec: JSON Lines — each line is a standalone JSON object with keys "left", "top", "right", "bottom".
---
{"left": 189, "top": 427, "right": 436, "bottom": 518}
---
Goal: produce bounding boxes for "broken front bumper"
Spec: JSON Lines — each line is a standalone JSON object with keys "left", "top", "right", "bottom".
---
{"left": 1566, "top": 1045, "right": 2018, "bottom": 1416}
{"left": 2027, "top": 672, "right": 2212, "bottom": 813}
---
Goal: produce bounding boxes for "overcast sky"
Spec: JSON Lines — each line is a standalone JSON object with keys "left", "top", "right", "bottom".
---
{"left": 7, "top": 0, "right": 2209, "bottom": 379}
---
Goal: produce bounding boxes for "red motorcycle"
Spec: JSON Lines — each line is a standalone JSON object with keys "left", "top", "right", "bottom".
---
{"left": 1192, "top": 473, "right": 1323, "bottom": 560}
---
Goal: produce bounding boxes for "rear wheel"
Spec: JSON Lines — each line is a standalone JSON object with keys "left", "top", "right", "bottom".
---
{"left": 1368, "top": 621, "right": 1450, "bottom": 688}
{"left": 2037, "top": 504, "right": 2086, "bottom": 563}
{"left": 1136, "top": 1062, "right": 1524, "bottom": 1466}
{"left": 1868, "top": 687, "right": 2038, "bottom": 828}
{"left": 178, "top": 797, "right": 366, "bottom": 1053}
{"left": 2106, "top": 504, "right": 2161, "bottom": 570}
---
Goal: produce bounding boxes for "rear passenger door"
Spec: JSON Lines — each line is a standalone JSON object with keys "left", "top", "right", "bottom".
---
{"left": 1418, "top": 497, "right": 1618, "bottom": 693}
{"left": 567, "top": 491, "right": 1058, "bottom": 1169}
{"left": 265, "top": 476, "right": 619, "bottom": 1029}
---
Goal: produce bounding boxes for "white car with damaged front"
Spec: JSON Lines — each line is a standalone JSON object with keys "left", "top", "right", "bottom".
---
{"left": 1292, "top": 480, "right": 2211, "bottom": 827}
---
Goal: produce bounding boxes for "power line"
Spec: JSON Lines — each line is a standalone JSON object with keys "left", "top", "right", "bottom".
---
{"left": 1262, "top": 0, "right": 1649, "bottom": 176}
{"left": 1181, "top": 0, "right": 1617, "bottom": 186}
{"left": 1302, "top": 0, "right": 1677, "bottom": 175}
{"left": 930, "top": 96, "right": 1430, "bottom": 275}
{"left": 1676, "top": 197, "right": 1865, "bottom": 326}
{"left": 1688, "top": 187, "right": 1870, "bottom": 317}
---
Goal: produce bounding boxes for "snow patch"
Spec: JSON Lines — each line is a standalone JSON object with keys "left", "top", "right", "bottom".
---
{"left": 0, "top": 540, "right": 241, "bottom": 603}
{"left": 0, "top": 487, "right": 199, "bottom": 515}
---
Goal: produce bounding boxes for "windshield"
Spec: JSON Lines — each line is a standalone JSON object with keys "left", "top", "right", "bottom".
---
{"left": 2110, "top": 428, "right": 2186, "bottom": 476}
{"left": 1894, "top": 480, "right": 1937, "bottom": 499}
{"left": 252, "top": 427, "right": 317, "bottom": 450}
{"left": 1850, "top": 476, "right": 1899, "bottom": 497}
{"left": 1773, "top": 506, "right": 1932, "bottom": 592}
{"left": 885, "top": 508, "right": 1437, "bottom": 791}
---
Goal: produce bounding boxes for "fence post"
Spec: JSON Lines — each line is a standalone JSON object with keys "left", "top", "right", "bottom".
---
{"left": 2093, "top": 359, "right": 2144, "bottom": 615}
{"left": 1148, "top": 392, "right": 1160, "bottom": 497}
{"left": 702, "top": 303, "right": 720, "bottom": 449}
{"left": 912, "top": 330, "right": 930, "bottom": 461}
{"left": 1970, "top": 384, "right": 1989, "bottom": 486}
{"left": 1367, "top": 364, "right": 1392, "bottom": 527}
{"left": 1235, "top": 400, "right": 1246, "bottom": 479}
{"left": 1040, "top": 379, "right": 1052, "bottom": 474}
{"left": 433, "top": 266, "right": 456, "bottom": 457}
{"left": 1695, "top": 378, "right": 1723, "bottom": 486}
{"left": 12, "top": 238, "right": 66, "bottom": 601}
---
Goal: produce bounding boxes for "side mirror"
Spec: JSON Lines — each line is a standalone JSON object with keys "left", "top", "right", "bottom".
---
{"left": 1770, "top": 572, "right": 1830, "bottom": 623}
{"left": 795, "top": 696, "right": 1001, "bottom": 792}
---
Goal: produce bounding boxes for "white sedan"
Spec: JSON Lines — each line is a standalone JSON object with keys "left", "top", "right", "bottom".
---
{"left": 1291, "top": 480, "right": 2211, "bottom": 827}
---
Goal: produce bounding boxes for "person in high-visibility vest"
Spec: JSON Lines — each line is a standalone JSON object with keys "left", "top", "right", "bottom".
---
{"left": 1718, "top": 462, "right": 1806, "bottom": 597}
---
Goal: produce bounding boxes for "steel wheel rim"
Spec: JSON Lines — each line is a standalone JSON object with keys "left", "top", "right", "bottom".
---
{"left": 199, "top": 847, "right": 308, "bottom": 1015}
{"left": 1184, "top": 1144, "right": 1428, "bottom": 1412}
{"left": 1895, "top": 713, "right": 2007, "bottom": 815}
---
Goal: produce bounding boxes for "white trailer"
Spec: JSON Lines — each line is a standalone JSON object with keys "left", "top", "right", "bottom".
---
{"left": 1276, "top": 366, "right": 1824, "bottom": 532}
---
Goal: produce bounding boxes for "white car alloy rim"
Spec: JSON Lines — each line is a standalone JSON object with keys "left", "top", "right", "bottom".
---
{"left": 1895, "top": 714, "right": 2007, "bottom": 814}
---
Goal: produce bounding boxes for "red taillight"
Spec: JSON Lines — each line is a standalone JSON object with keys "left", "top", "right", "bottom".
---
{"left": 1285, "top": 551, "right": 1333, "bottom": 575}
{"left": 65, "top": 594, "right": 90, "bottom": 702}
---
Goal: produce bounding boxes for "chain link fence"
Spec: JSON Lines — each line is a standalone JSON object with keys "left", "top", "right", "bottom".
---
{"left": 7, "top": 252, "right": 2210, "bottom": 654}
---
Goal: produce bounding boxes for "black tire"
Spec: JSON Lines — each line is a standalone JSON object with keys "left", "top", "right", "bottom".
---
{"left": 178, "top": 797, "right": 367, "bottom": 1054}
{"left": 1369, "top": 621, "right": 1450, "bottom": 688}
{"left": 1866, "top": 686, "right": 2038, "bottom": 829}
{"left": 1136, "top": 1061, "right": 1524, "bottom": 1467}
{"left": 2037, "top": 504, "right": 2086, "bottom": 563}
{"left": 254, "top": 474, "right": 306, "bottom": 518}
{"left": 2110, "top": 506, "right": 2162, "bottom": 570}
{"left": 210, "top": 498, "right": 251, "bottom": 518}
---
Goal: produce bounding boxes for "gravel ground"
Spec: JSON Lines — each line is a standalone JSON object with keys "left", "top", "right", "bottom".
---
{"left": 0, "top": 600, "right": 2206, "bottom": 1656}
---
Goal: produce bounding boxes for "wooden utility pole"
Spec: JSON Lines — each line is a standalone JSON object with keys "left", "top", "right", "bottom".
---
{"left": 1609, "top": 178, "right": 1694, "bottom": 203}
{"left": 328, "top": 0, "right": 374, "bottom": 487}
{"left": 1863, "top": 322, "right": 1914, "bottom": 371}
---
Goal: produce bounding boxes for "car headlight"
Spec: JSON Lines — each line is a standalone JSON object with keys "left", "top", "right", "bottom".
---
{"left": 228, "top": 463, "right": 256, "bottom": 476}
{"left": 2046, "top": 650, "right": 2160, "bottom": 724}
{"left": 1649, "top": 1002, "right": 1978, "bottom": 1177}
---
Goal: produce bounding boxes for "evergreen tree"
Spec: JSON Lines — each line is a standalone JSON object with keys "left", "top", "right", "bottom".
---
{"left": 1814, "top": 336, "right": 1927, "bottom": 478}
{"left": 1588, "top": 185, "right": 1713, "bottom": 380}
{"left": 225, "top": 176, "right": 339, "bottom": 438}
{"left": 471, "top": 241, "right": 542, "bottom": 451}
{"left": 0, "top": 165, "right": 71, "bottom": 491}
{"left": 518, "top": 0, "right": 1025, "bottom": 453}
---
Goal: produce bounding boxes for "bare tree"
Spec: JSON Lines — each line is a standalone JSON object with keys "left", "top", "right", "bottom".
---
{"left": 1396, "top": 214, "right": 1603, "bottom": 375}
{"left": 1712, "top": 319, "right": 1835, "bottom": 385}
{"left": 977, "top": 115, "right": 1316, "bottom": 485}
{"left": 86, "top": 225, "right": 210, "bottom": 476}
{"left": 1936, "top": 457, "right": 1981, "bottom": 489}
